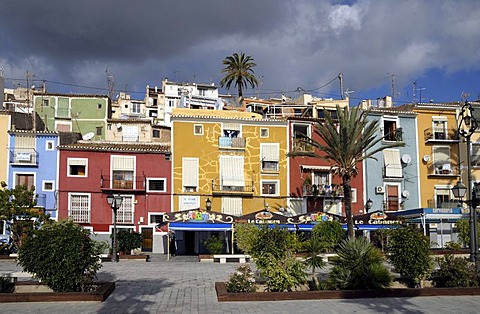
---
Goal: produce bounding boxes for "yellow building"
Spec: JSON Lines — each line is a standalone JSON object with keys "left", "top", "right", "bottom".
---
{"left": 0, "top": 112, "right": 11, "bottom": 184}
{"left": 171, "top": 108, "right": 289, "bottom": 216}
{"left": 413, "top": 103, "right": 461, "bottom": 208}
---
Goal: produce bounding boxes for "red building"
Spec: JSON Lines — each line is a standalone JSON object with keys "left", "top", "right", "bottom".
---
{"left": 288, "top": 117, "right": 365, "bottom": 216}
{"left": 57, "top": 141, "right": 171, "bottom": 253}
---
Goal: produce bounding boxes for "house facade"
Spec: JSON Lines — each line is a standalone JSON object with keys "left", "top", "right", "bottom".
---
{"left": 57, "top": 141, "right": 171, "bottom": 253}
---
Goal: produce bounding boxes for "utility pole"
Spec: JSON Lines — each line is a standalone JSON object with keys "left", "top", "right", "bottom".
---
{"left": 338, "top": 73, "right": 344, "bottom": 100}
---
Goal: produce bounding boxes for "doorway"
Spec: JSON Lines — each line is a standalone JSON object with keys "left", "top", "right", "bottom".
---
{"left": 141, "top": 227, "right": 153, "bottom": 252}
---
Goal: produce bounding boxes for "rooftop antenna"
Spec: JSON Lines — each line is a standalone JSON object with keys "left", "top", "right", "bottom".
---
{"left": 344, "top": 87, "right": 354, "bottom": 99}
{"left": 387, "top": 73, "right": 396, "bottom": 103}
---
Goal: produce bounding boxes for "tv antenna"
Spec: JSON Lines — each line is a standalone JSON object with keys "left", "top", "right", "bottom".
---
{"left": 106, "top": 66, "right": 115, "bottom": 100}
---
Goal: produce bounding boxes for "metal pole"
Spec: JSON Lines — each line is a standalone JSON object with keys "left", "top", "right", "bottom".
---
{"left": 473, "top": 184, "right": 479, "bottom": 272}
{"left": 112, "top": 206, "right": 118, "bottom": 263}
{"left": 466, "top": 136, "right": 476, "bottom": 263}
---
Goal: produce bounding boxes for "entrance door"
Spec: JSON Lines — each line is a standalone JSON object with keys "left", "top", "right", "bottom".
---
{"left": 141, "top": 228, "right": 153, "bottom": 252}
{"left": 184, "top": 231, "right": 195, "bottom": 255}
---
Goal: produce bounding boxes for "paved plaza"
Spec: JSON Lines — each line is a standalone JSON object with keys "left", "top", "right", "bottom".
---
{"left": 1, "top": 254, "right": 480, "bottom": 313}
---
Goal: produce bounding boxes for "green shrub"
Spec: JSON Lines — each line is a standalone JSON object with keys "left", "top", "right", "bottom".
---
{"left": 226, "top": 264, "right": 257, "bottom": 293}
{"left": 203, "top": 235, "right": 223, "bottom": 254}
{"left": 454, "top": 219, "right": 480, "bottom": 248}
{"left": 116, "top": 229, "right": 143, "bottom": 254}
{"left": 444, "top": 241, "right": 462, "bottom": 251}
{"left": 328, "top": 237, "right": 392, "bottom": 290}
{"left": 387, "top": 226, "right": 433, "bottom": 288}
{"left": 432, "top": 254, "right": 478, "bottom": 287}
{"left": 311, "top": 220, "right": 345, "bottom": 253}
{"left": 303, "top": 233, "right": 326, "bottom": 286}
{"left": 17, "top": 220, "right": 102, "bottom": 292}
{"left": 233, "top": 223, "right": 259, "bottom": 254}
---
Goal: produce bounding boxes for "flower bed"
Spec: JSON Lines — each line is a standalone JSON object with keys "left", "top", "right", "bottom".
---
{"left": 0, "top": 281, "right": 115, "bottom": 303}
{"left": 215, "top": 281, "right": 480, "bottom": 302}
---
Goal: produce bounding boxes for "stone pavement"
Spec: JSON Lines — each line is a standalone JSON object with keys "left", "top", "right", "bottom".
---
{"left": 1, "top": 254, "right": 480, "bottom": 314}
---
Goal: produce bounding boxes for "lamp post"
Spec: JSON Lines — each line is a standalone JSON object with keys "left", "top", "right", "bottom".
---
{"left": 455, "top": 100, "right": 479, "bottom": 269}
{"left": 205, "top": 198, "right": 212, "bottom": 211}
{"left": 107, "top": 192, "right": 123, "bottom": 263}
{"left": 365, "top": 198, "right": 373, "bottom": 213}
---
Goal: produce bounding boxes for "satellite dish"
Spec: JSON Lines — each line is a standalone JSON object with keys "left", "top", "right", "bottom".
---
{"left": 116, "top": 123, "right": 122, "bottom": 129}
{"left": 401, "top": 154, "right": 412, "bottom": 164}
{"left": 82, "top": 132, "right": 94, "bottom": 140}
{"left": 402, "top": 190, "right": 410, "bottom": 198}
{"left": 423, "top": 155, "right": 431, "bottom": 162}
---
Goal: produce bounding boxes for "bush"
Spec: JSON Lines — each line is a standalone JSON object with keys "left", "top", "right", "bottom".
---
{"left": 116, "top": 229, "right": 143, "bottom": 254}
{"left": 444, "top": 241, "right": 462, "bottom": 251}
{"left": 328, "top": 237, "right": 392, "bottom": 290}
{"left": 432, "top": 254, "right": 478, "bottom": 287}
{"left": 226, "top": 264, "right": 257, "bottom": 293}
{"left": 303, "top": 233, "right": 326, "bottom": 283}
{"left": 454, "top": 219, "right": 480, "bottom": 248}
{"left": 17, "top": 220, "right": 102, "bottom": 292}
{"left": 387, "top": 226, "right": 433, "bottom": 288}
{"left": 233, "top": 223, "right": 259, "bottom": 254}
{"left": 203, "top": 235, "right": 223, "bottom": 254}
{"left": 311, "top": 220, "right": 345, "bottom": 253}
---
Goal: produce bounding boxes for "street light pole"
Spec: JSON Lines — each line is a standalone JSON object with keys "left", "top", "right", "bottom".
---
{"left": 457, "top": 101, "right": 479, "bottom": 268}
{"left": 107, "top": 192, "right": 123, "bottom": 263}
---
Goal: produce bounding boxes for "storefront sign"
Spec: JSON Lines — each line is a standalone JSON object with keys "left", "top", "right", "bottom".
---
{"left": 164, "top": 209, "right": 233, "bottom": 224}
{"left": 353, "top": 212, "right": 402, "bottom": 225}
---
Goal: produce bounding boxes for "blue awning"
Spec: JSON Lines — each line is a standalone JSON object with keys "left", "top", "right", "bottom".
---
{"left": 169, "top": 222, "right": 233, "bottom": 231}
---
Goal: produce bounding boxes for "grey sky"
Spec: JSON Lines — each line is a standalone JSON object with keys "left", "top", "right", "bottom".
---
{"left": 1, "top": 0, "right": 480, "bottom": 103}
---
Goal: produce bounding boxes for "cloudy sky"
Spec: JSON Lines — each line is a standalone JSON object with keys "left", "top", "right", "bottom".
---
{"left": 1, "top": 0, "right": 480, "bottom": 105}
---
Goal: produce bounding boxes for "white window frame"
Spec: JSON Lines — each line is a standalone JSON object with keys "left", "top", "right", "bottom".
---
{"left": 42, "top": 180, "right": 55, "bottom": 192}
{"left": 146, "top": 178, "right": 167, "bottom": 192}
{"left": 194, "top": 124, "right": 204, "bottom": 135}
{"left": 67, "top": 158, "right": 88, "bottom": 177}
{"left": 261, "top": 180, "right": 280, "bottom": 196}
{"left": 148, "top": 212, "right": 166, "bottom": 225}
{"left": 182, "top": 158, "right": 199, "bottom": 192}
{"left": 432, "top": 116, "right": 448, "bottom": 139}
{"left": 45, "top": 140, "right": 55, "bottom": 151}
{"left": 68, "top": 193, "right": 91, "bottom": 223}
{"left": 260, "top": 143, "right": 280, "bottom": 172}
{"left": 111, "top": 155, "right": 136, "bottom": 189}
{"left": 351, "top": 188, "right": 357, "bottom": 203}
{"left": 382, "top": 116, "right": 399, "bottom": 141}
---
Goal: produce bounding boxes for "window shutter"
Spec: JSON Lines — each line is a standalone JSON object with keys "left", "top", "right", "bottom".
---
{"left": 182, "top": 158, "right": 198, "bottom": 187}
{"left": 261, "top": 144, "right": 279, "bottom": 161}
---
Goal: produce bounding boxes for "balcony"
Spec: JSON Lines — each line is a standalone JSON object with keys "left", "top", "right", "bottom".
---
{"left": 218, "top": 137, "right": 245, "bottom": 149}
{"left": 9, "top": 148, "right": 38, "bottom": 166}
{"left": 427, "top": 199, "right": 460, "bottom": 209}
{"left": 211, "top": 179, "right": 254, "bottom": 195}
{"left": 302, "top": 184, "right": 344, "bottom": 198}
{"left": 384, "top": 127, "right": 403, "bottom": 142}
{"left": 100, "top": 175, "right": 146, "bottom": 192}
{"left": 427, "top": 163, "right": 460, "bottom": 177}
{"left": 292, "top": 138, "right": 314, "bottom": 152}
{"left": 424, "top": 128, "right": 459, "bottom": 142}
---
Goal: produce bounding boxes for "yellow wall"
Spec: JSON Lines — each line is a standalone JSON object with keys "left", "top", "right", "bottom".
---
{"left": 414, "top": 106, "right": 459, "bottom": 208}
{"left": 0, "top": 113, "right": 11, "bottom": 184}
{"left": 172, "top": 110, "right": 288, "bottom": 215}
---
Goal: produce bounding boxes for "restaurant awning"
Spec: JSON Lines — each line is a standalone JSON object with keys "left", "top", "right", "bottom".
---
{"left": 169, "top": 222, "right": 233, "bottom": 231}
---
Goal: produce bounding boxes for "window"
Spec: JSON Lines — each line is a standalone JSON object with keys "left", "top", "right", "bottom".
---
{"left": 131, "top": 103, "right": 141, "bottom": 114}
{"left": 435, "top": 187, "right": 453, "bottom": 208}
{"left": 14, "top": 135, "right": 35, "bottom": 164}
{"left": 68, "top": 158, "right": 88, "bottom": 177}
{"left": 386, "top": 185, "right": 399, "bottom": 211}
{"left": 43, "top": 181, "right": 54, "bottom": 191}
{"left": 182, "top": 158, "right": 199, "bottom": 192}
{"left": 433, "top": 146, "right": 451, "bottom": 174}
{"left": 261, "top": 180, "right": 279, "bottom": 196}
{"left": 220, "top": 156, "right": 244, "bottom": 191}
{"left": 149, "top": 213, "right": 164, "bottom": 224}
{"left": 147, "top": 178, "right": 166, "bottom": 192}
{"left": 351, "top": 188, "right": 357, "bottom": 203}
{"left": 260, "top": 128, "right": 269, "bottom": 138}
{"left": 56, "top": 97, "right": 70, "bottom": 118}
{"left": 112, "top": 156, "right": 135, "bottom": 189}
{"left": 97, "top": 103, "right": 102, "bottom": 110}
{"left": 116, "top": 196, "right": 133, "bottom": 224}
{"left": 383, "top": 119, "right": 398, "bottom": 141}
{"left": 194, "top": 124, "right": 203, "bottom": 135}
{"left": 222, "top": 123, "right": 240, "bottom": 138}
{"left": 432, "top": 117, "right": 447, "bottom": 140}
{"left": 222, "top": 197, "right": 242, "bottom": 216}
{"left": 68, "top": 193, "right": 90, "bottom": 223}
{"left": 96, "top": 127, "right": 103, "bottom": 136}
{"left": 261, "top": 143, "right": 279, "bottom": 172}
{"left": 198, "top": 88, "right": 206, "bottom": 96}
{"left": 42, "top": 99, "right": 49, "bottom": 107}
{"left": 472, "top": 144, "right": 480, "bottom": 166}
{"left": 168, "top": 99, "right": 175, "bottom": 107}
{"left": 293, "top": 124, "right": 310, "bottom": 151}
{"left": 15, "top": 173, "right": 34, "bottom": 189}
{"left": 383, "top": 149, "right": 402, "bottom": 178}
{"left": 153, "top": 129, "right": 160, "bottom": 138}
{"left": 312, "top": 172, "right": 329, "bottom": 187}
{"left": 45, "top": 140, "right": 54, "bottom": 151}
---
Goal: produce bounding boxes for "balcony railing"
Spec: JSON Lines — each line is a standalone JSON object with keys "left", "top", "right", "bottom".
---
{"left": 35, "top": 193, "right": 46, "bottom": 208}
{"left": 427, "top": 199, "right": 460, "bottom": 209}
{"left": 427, "top": 163, "right": 460, "bottom": 176}
{"left": 9, "top": 148, "right": 38, "bottom": 166}
{"left": 384, "top": 127, "right": 403, "bottom": 142}
{"left": 292, "top": 138, "right": 314, "bottom": 152}
{"left": 424, "top": 128, "right": 458, "bottom": 142}
{"left": 100, "top": 175, "right": 146, "bottom": 191}
{"left": 303, "top": 184, "right": 344, "bottom": 197}
{"left": 218, "top": 137, "right": 245, "bottom": 149}
{"left": 211, "top": 179, "right": 254, "bottom": 195}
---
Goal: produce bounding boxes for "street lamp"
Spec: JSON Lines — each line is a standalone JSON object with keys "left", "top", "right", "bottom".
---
{"left": 205, "top": 198, "right": 212, "bottom": 211}
{"left": 107, "top": 192, "right": 123, "bottom": 263}
{"left": 365, "top": 198, "right": 373, "bottom": 212}
{"left": 456, "top": 100, "right": 479, "bottom": 269}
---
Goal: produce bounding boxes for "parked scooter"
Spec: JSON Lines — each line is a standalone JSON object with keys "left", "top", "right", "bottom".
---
{"left": 0, "top": 235, "right": 16, "bottom": 255}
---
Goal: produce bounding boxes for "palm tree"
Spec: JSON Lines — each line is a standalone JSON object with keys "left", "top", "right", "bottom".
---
{"left": 288, "top": 105, "right": 403, "bottom": 238}
{"left": 220, "top": 52, "right": 258, "bottom": 98}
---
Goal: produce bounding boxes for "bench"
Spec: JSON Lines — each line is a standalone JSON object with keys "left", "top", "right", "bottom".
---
{"left": 319, "top": 253, "right": 337, "bottom": 263}
{"left": 1, "top": 271, "right": 33, "bottom": 283}
{"left": 213, "top": 254, "right": 251, "bottom": 264}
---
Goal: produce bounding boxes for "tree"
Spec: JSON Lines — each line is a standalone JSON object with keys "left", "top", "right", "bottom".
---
{"left": 0, "top": 181, "right": 46, "bottom": 248}
{"left": 288, "top": 105, "right": 403, "bottom": 237}
{"left": 220, "top": 52, "right": 258, "bottom": 98}
{"left": 17, "top": 220, "right": 103, "bottom": 292}
{"left": 311, "top": 220, "right": 346, "bottom": 252}
{"left": 454, "top": 218, "right": 480, "bottom": 248}
{"left": 387, "top": 226, "right": 433, "bottom": 288}
{"left": 303, "top": 233, "right": 326, "bottom": 286}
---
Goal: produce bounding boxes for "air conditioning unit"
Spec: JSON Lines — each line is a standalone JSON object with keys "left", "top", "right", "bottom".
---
{"left": 375, "top": 186, "right": 385, "bottom": 194}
